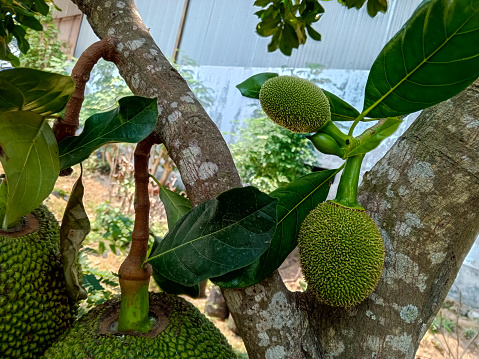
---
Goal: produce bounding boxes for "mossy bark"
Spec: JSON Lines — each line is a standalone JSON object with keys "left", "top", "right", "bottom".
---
{"left": 72, "top": 1, "right": 479, "bottom": 357}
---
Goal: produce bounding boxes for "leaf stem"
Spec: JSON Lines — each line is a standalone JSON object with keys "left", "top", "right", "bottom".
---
{"left": 332, "top": 154, "right": 365, "bottom": 209}
{"left": 348, "top": 110, "right": 369, "bottom": 136}
{"left": 117, "top": 134, "right": 156, "bottom": 333}
{"left": 320, "top": 120, "right": 351, "bottom": 148}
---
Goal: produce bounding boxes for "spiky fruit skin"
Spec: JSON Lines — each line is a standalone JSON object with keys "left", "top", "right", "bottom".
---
{"left": 298, "top": 201, "right": 385, "bottom": 307}
{"left": 0, "top": 206, "right": 76, "bottom": 358}
{"left": 42, "top": 292, "right": 237, "bottom": 359}
{"left": 259, "top": 75, "right": 331, "bottom": 133}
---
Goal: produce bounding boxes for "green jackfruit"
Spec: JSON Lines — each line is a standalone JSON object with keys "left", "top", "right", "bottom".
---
{"left": 42, "top": 292, "right": 237, "bottom": 359}
{"left": 0, "top": 205, "right": 76, "bottom": 359}
{"left": 259, "top": 75, "right": 331, "bottom": 133}
{"left": 298, "top": 201, "right": 385, "bottom": 307}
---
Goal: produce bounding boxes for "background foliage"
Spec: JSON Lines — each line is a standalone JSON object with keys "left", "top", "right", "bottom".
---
{"left": 230, "top": 116, "right": 319, "bottom": 193}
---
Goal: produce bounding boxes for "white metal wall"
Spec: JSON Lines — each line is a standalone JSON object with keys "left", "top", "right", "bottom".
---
{"left": 75, "top": 0, "right": 424, "bottom": 70}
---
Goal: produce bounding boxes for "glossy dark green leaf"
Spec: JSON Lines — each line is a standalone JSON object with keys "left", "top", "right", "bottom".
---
{"left": 364, "top": 0, "right": 479, "bottom": 118}
{"left": 58, "top": 96, "right": 158, "bottom": 170}
{"left": 0, "top": 111, "right": 59, "bottom": 229}
{"left": 0, "top": 68, "right": 74, "bottom": 115}
{"left": 347, "top": 117, "right": 402, "bottom": 157}
{"left": 323, "top": 90, "right": 361, "bottom": 122}
{"left": 153, "top": 179, "right": 191, "bottom": 230}
{"left": 150, "top": 235, "right": 200, "bottom": 298}
{"left": 236, "top": 72, "right": 279, "bottom": 99}
{"left": 148, "top": 186, "right": 278, "bottom": 287}
{"left": 60, "top": 167, "right": 90, "bottom": 301}
{"left": 212, "top": 169, "right": 340, "bottom": 288}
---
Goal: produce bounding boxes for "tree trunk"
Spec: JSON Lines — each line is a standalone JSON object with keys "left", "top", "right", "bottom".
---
{"left": 73, "top": 1, "right": 479, "bottom": 357}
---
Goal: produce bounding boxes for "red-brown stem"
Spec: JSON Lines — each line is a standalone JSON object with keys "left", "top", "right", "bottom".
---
{"left": 117, "top": 134, "right": 157, "bottom": 332}
{"left": 119, "top": 134, "right": 156, "bottom": 283}
{"left": 53, "top": 38, "right": 117, "bottom": 143}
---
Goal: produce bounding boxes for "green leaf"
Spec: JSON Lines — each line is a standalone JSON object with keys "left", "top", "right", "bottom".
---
{"left": 148, "top": 186, "right": 278, "bottom": 287}
{"left": 305, "top": 24, "right": 321, "bottom": 40}
{"left": 15, "top": 13, "right": 43, "bottom": 31}
{"left": 212, "top": 169, "right": 339, "bottom": 288}
{"left": 256, "top": 19, "right": 281, "bottom": 37}
{"left": 323, "top": 90, "right": 361, "bottom": 122}
{"left": 34, "top": 0, "right": 50, "bottom": 16}
{"left": 0, "top": 36, "right": 20, "bottom": 67}
{"left": 0, "top": 68, "right": 74, "bottom": 115}
{"left": 363, "top": 0, "right": 479, "bottom": 118}
{"left": 367, "top": 0, "right": 387, "bottom": 17}
{"left": 254, "top": 0, "right": 274, "bottom": 6}
{"left": 279, "top": 23, "right": 299, "bottom": 56}
{"left": 150, "top": 235, "right": 200, "bottom": 298}
{"left": 60, "top": 167, "right": 90, "bottom": 302}
{"left": 58, "top": 96, "right": 158, "bottom": 170}
{"left": 0, "top": 179, "right": 7, "bottom": 226}
{"left": 0, "top": 111, "right": 59, "bottom": 229}
{"left": 82, "top": 274, "right": 103, "bottom": 291}
{"left": 236, "top": 72, "right": 279, "bottom": 99}
{"left": 150, "top": 176, "right": 191, "bottom": 231}
{"left": 338, "top": 0, "right": 386, "bottom": 17}
{"left": 12, "top": 25, "right": 29, "bottom": 53}
{"left": 347, "top": 117, "right": 402, "bottom": 157}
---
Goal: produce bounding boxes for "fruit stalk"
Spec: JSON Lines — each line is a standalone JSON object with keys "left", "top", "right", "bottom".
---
{"left": 118, "top": 135, "right": 155, "bottom": 333}
{"left": 318, "top": 120, "right": 351, "bottom": 148}
{"left": 333, "top": 154, "right": 365, "bottom": 210}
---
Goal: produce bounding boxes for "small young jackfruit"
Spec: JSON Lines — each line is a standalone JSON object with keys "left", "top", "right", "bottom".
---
{"left": 42, "top": 292, "right": 237, "bottom": 359}
{"left": 298, "top": 201, "right": 385, "bottom": 307}
{"left": 0, "top": 206, "right": 77, "bottom": 359}
{"left": 259, "top": 75, "right": 331, "bottom": 133}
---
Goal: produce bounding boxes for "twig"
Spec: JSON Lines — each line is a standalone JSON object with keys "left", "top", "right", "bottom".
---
{"left": 53, "top": 38, "right": 117, "bottom": 143}
{"left": 456, "top": 290, "right": 461, "bottom": 359}
{"left": 283, "top": 267, "right": 302, "bottom": 283}
{"left": 439, "top": 313, "right": 455, "bottom": 359}
{"left": 459, "top": 331, "right": 479, "bottom": 359}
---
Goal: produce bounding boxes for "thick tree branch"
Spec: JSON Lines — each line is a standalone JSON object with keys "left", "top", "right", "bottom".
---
{"left": 72, "top": 1, "right": 479, "bottom": 358}
{"left": 71, "top": 0, "right": 241, "bottom": 206}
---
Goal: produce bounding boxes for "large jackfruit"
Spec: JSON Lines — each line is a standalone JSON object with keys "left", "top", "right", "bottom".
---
{"left": 259, "top": 75, "right": 331, "bottom": 133}
{"left": 0, "top": 205, "right": 76, "bottom": 359}
{"left": 42, "top": 292, "right": 237, "bottom": 359}
{"left": 298, "top": 201, "right": 385, "bottom": 307}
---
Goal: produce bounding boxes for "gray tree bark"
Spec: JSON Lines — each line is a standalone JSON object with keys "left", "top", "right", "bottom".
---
{"left": 72, "top": 1, "right": 479, "bottom": 358}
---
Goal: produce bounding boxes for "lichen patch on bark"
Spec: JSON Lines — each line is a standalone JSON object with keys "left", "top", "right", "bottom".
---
{"left": 400, "top": 305, "right": 419, "bottom": 324}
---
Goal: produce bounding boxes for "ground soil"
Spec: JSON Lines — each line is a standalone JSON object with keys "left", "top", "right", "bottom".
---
{"left": 47, "top": 173, "right": 479, "bottom": 358}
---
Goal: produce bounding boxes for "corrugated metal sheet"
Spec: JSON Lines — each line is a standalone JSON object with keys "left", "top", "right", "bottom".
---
{"left": 178, "top": 0, "right": 424, "bottom": 69}
{"left": 75, "top": 0, "right": 424, "bottom": 70}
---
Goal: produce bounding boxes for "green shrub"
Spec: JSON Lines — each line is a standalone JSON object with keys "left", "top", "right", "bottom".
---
{"left": 230, "top": 116, "right": 319, "bottom": 193}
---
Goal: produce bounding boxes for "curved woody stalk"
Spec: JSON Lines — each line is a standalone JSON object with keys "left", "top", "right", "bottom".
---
{"left": 117, "top": 135, "right": 156, "bottom": 332}
{"left": 55, "top": 38, "right": 158, "bottom": 332}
